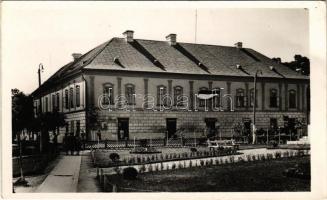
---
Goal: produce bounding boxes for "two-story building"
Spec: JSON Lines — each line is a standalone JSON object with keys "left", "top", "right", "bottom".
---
{"left": 32, "top": 30, "right": 310, "bottom": 142}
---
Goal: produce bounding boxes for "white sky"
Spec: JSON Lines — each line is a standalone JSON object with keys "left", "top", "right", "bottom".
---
{"left": 1, "top": 2, "right": 309, "bottom": 94}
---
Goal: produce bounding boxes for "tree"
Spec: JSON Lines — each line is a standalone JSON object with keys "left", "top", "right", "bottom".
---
{"left": 39, "top": 111, "right": 66, "bottom": 151}
{"left": 86, "top": 106, "right": 100, "bottom": 140}
{"left": 273, "top": 55, "right": 310, "bottom": 76}
{"left": 11, "top": 89, "right": 35, "bottom": 142}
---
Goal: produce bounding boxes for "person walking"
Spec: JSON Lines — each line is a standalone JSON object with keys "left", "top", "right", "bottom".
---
{"left": 75, "top": 135, "right": 81, "bottom": 156}
{"left": 63, "top": 133, "right": 69, "bottom": 155}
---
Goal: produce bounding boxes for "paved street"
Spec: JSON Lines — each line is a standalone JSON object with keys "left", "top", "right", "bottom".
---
{"left": 35, "top": 155, "right": 81, "bottom": 193}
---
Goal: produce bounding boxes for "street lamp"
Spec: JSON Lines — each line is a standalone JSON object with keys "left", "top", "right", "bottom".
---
{"left": 252, "top": 70, "right": 262, "bottom": 144}
{"left": 38, "top": 64, "right": 44, "bottom": 152}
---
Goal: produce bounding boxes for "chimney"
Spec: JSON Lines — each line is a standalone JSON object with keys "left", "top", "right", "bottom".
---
{"left": 234, "top": 42, "right": 243, "bottom": 49}
{"left": 72, "top": 53, "right": 82, "bottom": 61}
{"left": 166, "top": 34, "right": 177, "bottom": 46}
{"left": 123, "top": 30, "right": 134, "bottom": 42}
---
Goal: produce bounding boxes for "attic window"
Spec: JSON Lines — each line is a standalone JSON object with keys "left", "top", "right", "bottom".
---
{"left": 113, "top": 56, "right": 125, "bottom": 68}
{"left": 269, "top": 66, "right": 275, "bottom": 71}
{"left": 236, "top": 64, "right": 242, "bottom": 69}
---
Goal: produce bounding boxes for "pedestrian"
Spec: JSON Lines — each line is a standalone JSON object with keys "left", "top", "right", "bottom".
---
{"left": 69, "top": 132, "right": 75, "bottom": 155}
{"left": 75, "top": 135, "right": 81, "bottom": 156}
{"left": 97, "top": 129, "right": 102, "bottom": 141}
{"left": 63, "top": 133, "right": 69, "bottom": 155}
{"left": 81, "top": 129, "right": 86, "bottom": 150}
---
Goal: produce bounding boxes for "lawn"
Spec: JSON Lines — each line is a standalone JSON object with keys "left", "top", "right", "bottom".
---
{"left": 107, "top": 156, "right": 310, "bottom": 192}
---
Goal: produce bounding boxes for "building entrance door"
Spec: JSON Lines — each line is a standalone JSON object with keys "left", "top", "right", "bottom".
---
{"left": 166, "top": 118, "right": 177, "bottom": 138}
{"left": 118, "top": 118, "right": 129, "bottom": 140}
{"left": 205, "top": 118, "right": 217, "bottom": 138}
{"left": 243, "top": 118, "right": 252, "bottom": 139}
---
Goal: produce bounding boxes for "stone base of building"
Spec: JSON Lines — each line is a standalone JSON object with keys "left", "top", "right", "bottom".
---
{"left": 93, "top": 110, "right": 307, "bottom": 141}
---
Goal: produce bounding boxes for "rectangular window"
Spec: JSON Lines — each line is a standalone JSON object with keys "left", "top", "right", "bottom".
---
{"left": 76, "top": 120, "right": 80, "bottom": 135}
{"left": 56, "top": 93, "right": 60, "bottom": 110}
{"left": 103, "top": 85, "right": 114, "bottom": 105}
{"left": 157, "top": 86, "right": 167, "bottom": 106}
{"left": 45, "top": 97, "right": 48, "bottom": 112}
{"left": 236, "top": 89, "right": 246, "bottom": 108}
{"left": 65, "top": 89, "right": 69, "bottom": 109}
{"left": 76, "top": 85, "right": 80, "bottom": 107}
{"left": 52, "top": 94, "right": 56, "bottom": 111}
{"left": 270, "top": 89, "right": 278, "bottom": 108}
{"left": 125, "top": 84, "right": 135, "bottom": 105}
{"left": 70, "top": 88, "right": 74, "bottom": 108}
{"left": 70, "top": 121, "right": 74, "bottom": 134}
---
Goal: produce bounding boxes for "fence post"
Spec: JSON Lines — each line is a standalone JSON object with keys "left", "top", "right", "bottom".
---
{"left": 125, "top": 138, "right": 128, "bottom": 148}
{"left": 96, "top": 168, "right": 99, "bottom": 179}
{"left": 112, "top": 184, "right": 117, "bottom": 192}
{"left": 103, "top": 175, "right": 107, "bottom": 191}
{"left": 100, "top": 169, "right": 104, "bottom": 185}
{"left": 105, "top": 140, "right": 108, "bottom": 149}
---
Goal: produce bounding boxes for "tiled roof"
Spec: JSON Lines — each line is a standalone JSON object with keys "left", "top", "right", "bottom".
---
{"left": 32, "top": 36, "right": 308, "bottom": 95}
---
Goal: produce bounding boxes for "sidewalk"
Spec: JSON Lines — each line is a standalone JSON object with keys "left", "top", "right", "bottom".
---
{"left": 36, "top": 155, "right": 81, "bottom": 193}
{"left": 77, "top": 151, "right": 101, "bottom": 192}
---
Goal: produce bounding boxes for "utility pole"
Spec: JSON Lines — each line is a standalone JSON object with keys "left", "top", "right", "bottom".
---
{"left": 38, "top": 63, "right": 44, "bottom": 152}
{"left": 252, "top": 70, "right": 262, "bottom": 144}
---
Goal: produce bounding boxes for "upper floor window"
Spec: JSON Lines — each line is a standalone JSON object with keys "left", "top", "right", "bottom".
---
{"left": 65, "top": 89, "right": 69, "bottom": 109}
{"left": 157, "top": 85, "right": 167, "bottom": 106}
{"left": 212, "top": 88, "right": 221, "bottom": 108}
{"left": 199, "top": 87, "right": 208, "bottom": 107}
{"left": 236, "top": 88, "right": 246, "bottom": 107}
{"left": 269, "top": 89, "right": 279, "bottom": 108}
{"left": 56, "top": 93, "right": 60, "bottom": 110}
{"left": 249, "top": 88, "right": 258, "bottom": 107}
{"left": 45, "top": 97, "right": 49, "bottom": 112}
{"left": 76, "top": 85, "right": 80, "bottom": 107}
{"left": 70, "top": 88, "right": 74, "bottom": 108}
{"left": 52, "top": 94, "right": 56, "bottom": 111}
{"left": 289, "top": 90, "right": 296, "bottom": 109}
{"left": 103, "top": 83, "right": 114, "bottom": 105}
{"left": 125, "top": 84, "right": 135, "bottom": 105}
{"left": 174, "top": 86, "right": 183, "bottom": 106}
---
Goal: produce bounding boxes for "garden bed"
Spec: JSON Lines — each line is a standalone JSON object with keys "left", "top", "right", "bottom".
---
{"left": 92, "top": 147, "right": 240, "bottom": 168}
{"left": 104, "top": 156, "right": 310, "bottom": 192}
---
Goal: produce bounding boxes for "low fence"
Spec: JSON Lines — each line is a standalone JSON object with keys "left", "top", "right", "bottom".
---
{"left": 91, "top": 148, "right": 239, "bottom": 168}
{"left": 12, "top": 152, "right": 58, "bottom": 177}
{"left": 96, "top": 149, "right": 310, "bottom": 192}
{"left": 84, "top": 137, "right": 208, "bottom": 150}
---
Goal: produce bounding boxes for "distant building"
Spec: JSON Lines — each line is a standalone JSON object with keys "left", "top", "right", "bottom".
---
{"left": 32, "top": 30, "right": 310, "bottom": 142}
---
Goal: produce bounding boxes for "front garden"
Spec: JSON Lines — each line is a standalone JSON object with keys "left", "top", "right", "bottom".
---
{"left": 100, "top": 153, "right": 310, "bottom": 192}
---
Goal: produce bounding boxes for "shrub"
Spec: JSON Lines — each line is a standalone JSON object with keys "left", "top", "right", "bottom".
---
{"left": 173, "top": 153, "right": 177, "bottom": 159}
{"left": 151, "top": 155, "right": 155, "bottom": 161}
{"left": 189, "top": 160, "right": 193, "bottom": 168}
{"left": 178, "top": 162, "right": 183, "bottom": 169}
{"left": 238, "top": 157, "right": 244, "bottom": 163}
{"left": 267, "top": 153, "right": 273, "bottom": 160}
{"left": 122, "top": 167, "right": 138, "bottom": 180}
{"left": 205, "top": 160, "right": 210, "bottom": 166}
{"left": 142, "top": 157, "right": 146, "bottom": 163}
{"left": 229, "top": 156, "right": 235, "bottom": 163}
{"left": 246, "top": 154, "right": 252, "bottom": 162}
{"left": 260, "top": 154, "right": 266, "bottom": 161}
{"left": 114, "top": 166, "right": 122, "bottom": 174}
{"left": 160, "top": 162, "right": 164, "bottom": 170}
{"left": 109, "top": 153, "right": 120, "bottom": 162}
{"left": 274, "top": 151, "right": 281, "bottom": 159}
{"left": 160, "top": 154, "right": 164, "bottom": 160}
{"left": 200, "top": 160, "right": 205, "bottom": 167}
{"left": 209, "top": 159, "right": 213, "bottom": 165}
{"left": 139, "top": 139, "right": 148, "bottom": 147}
{"left": 165, "top": 154, "right": 169, "bottom": 160}
{"left": 147, "top": 156, "right": 151, "bottom": 162}
{"left": 139, "top": 165, "right": 146, "bottom": 173}
{"left": 154, "top": 164, "right": 159, "bottom": 171}
{"left": 148, "top": 164, "right": 153, "bottom": 172}
{"left": 252, "top": 155, "right": 256, "bottom": 161}
{"left": 172, "top": 163, "right": 176, "bottom": 169}
{"left": 137, "top": 156, "right": 141, "bottom": 163}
